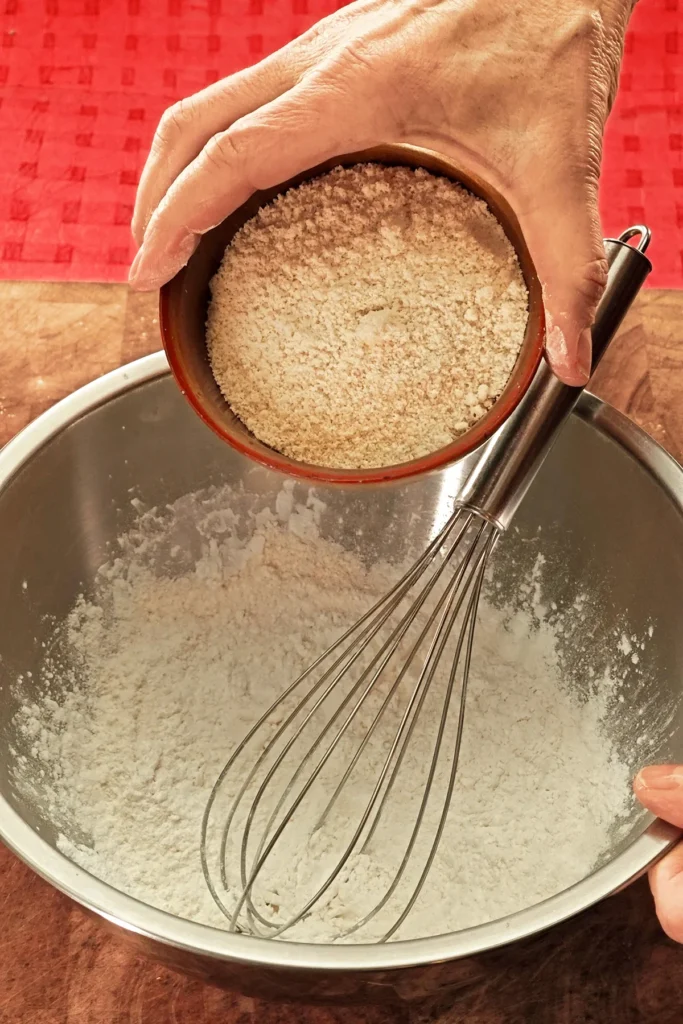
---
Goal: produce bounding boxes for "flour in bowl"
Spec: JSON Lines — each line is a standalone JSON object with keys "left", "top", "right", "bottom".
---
{"left": 207, "top": 164, "right": 529, "bottom": 469}
{"left": 13, "top": 485, "right": 633, "bottom": 943}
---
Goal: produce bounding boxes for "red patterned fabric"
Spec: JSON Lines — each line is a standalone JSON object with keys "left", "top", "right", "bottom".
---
{"left": 0, "top": 0, "right": 680, "bottom": 286}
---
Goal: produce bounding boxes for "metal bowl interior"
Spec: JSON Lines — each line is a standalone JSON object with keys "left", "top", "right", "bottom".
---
{"left": 160, "top": 143, "right": 545, "bottom": 486}
{"left": 1, "top": 354, "right": 683, "bottom": 1003}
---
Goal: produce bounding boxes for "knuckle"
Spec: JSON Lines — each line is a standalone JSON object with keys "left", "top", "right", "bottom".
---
{"left": 293, "top": 1, "right": 364, "bottom": 56}
{"left": 575, "top": 252, "right": 609, "bottom": 313}
{"left": 203, "top": 129, "right": 258, "bottom": 189}
{"left": 155, "top": 98, "right": 194, "bottom": 147}
{"left": 339, "top": 39, "right": 376, "bottom": 75}
{"left": 295, "top": 10, "right": 339, "bottom": 52}
{"left": 204, "top": 130, "right": 244, "bottom": 170}
{"left": 315, "top": 38, "right": 400, "bottom": 133}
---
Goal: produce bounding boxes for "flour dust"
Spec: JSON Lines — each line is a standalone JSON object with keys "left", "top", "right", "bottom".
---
{"left": 10, "top": 483, "right": 660, "bottom": 943}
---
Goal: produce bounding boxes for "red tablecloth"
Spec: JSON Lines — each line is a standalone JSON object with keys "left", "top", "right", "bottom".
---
{"left": 0, "top": 0, "right": 680, "bottom": 286}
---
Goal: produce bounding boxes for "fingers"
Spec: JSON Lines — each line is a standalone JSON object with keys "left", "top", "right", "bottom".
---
{"left": 649, "top": 846, "right": 683, "bottom": 945}
{"left": 130, "top": 1, "right": 377, "bottom": 246}
{"left": 512, "top": 166, "right": 608, "bottom": 386}
{"left": 634, "top": 765, "right": 683, "bottom": 943}
{"left": 131, "top": 58, "right": 296, "bottom": 246}
{"left": 129, "top": 79, "right": 378, "bottom": 292}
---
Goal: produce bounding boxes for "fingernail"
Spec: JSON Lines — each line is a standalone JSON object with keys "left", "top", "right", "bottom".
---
{"left": 577, "top": 327, "right": 592, "bottom": 383}
{"left": 129, "top": 232, "right": 197, "bottom": 291}
{"left": 636, "top": 765, "right": 683, "bottom": 791}
{"left": 128, "top": 242, "right": 168, "bottom": 292}
{"left": 128, "top": 256, "right": 161, "bottom": 292}
{"left": 128, "top": 246, "right": 144, "bottom": 285}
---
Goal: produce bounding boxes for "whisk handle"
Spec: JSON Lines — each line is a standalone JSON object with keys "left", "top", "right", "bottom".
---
{"left": 459, "top": 227, "right": 652, "bottom": 530}
{"left": 591, "top": 227, "right": 652, "bottom": 367}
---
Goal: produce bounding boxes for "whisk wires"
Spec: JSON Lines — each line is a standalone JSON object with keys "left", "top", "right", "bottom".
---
{"left": 201, "top": 506, "right": 499, "bottom": 943}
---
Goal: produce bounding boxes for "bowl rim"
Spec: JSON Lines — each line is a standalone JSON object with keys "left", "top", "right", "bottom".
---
{"left": 160, "top": 143, "right": 546, "bottom": 485}
{"left": 0, "top": 350, "right": 681, "bottom": 974}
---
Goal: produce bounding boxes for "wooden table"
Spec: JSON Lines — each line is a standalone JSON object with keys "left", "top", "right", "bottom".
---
{"left": 1, "top": 282, "right": 683, "bottom": 1024}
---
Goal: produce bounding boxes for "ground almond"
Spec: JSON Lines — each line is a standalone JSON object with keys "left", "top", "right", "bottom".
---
{"left": 207, "top": 163, "right": 529, "bottom": 470}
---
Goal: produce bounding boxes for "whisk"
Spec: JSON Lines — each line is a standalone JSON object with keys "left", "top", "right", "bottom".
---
{"left": 201, "top": 228, "right": 652, "bottom": 944}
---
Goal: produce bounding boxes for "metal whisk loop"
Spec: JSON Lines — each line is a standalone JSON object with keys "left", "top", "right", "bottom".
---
{"left": 380, "top": 530, "right": 493, "bottom": 940}
{"left": 233, "top": 514, "right": 497, "bottom": 939}
{"left": 228, "top": 508, "right": 477, "bottom": 933}
{"left": 202, "top": 507, "right": 500, "bottom": 941}
{"left": 338, "top": 522, "right": 497, "bottom": 941}
{"left": 200, "top": 506, "right": 473, "bottom": 923}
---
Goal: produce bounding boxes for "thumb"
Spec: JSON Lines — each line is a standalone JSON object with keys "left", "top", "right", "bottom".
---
{"left": 634, "top": 765, "right": 683, "bottom": 828}
{"left": 648, "top": 843, "right": 683, "bottom": 945}
{"left": 634, "top": 766, "right": 683, "bottom": 944}
{"left": 513, "top": 168, "right": 608, "bottom": 386}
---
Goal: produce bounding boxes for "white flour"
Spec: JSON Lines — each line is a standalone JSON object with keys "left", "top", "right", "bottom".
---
{"left": 13, "top": 485, "right": 635, "bottom": 943}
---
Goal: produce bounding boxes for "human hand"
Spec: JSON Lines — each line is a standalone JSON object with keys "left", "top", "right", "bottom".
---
{"left": 129, "top": 0, "right": 636, "bottom": 385}
{"left": 635, "top": 766, "right": 683, "bottom": 943}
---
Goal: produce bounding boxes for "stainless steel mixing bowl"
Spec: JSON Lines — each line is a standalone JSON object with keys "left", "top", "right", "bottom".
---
{"left": 1, "top": 352, "right": 683, "bottom": 1003}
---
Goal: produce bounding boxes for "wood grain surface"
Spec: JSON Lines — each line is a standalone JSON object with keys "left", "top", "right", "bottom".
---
{"left": 1, "top": 282, "right": 683, "bottom": 1023}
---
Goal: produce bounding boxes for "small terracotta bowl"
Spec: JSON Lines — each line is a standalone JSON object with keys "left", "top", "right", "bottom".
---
{"left": 159, "top": 144, "right": 545, "bottom": 485}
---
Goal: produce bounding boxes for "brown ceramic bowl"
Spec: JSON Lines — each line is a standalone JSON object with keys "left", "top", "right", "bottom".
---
{"left": 159, "top": 144, "right": 545, "bottom": 485}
